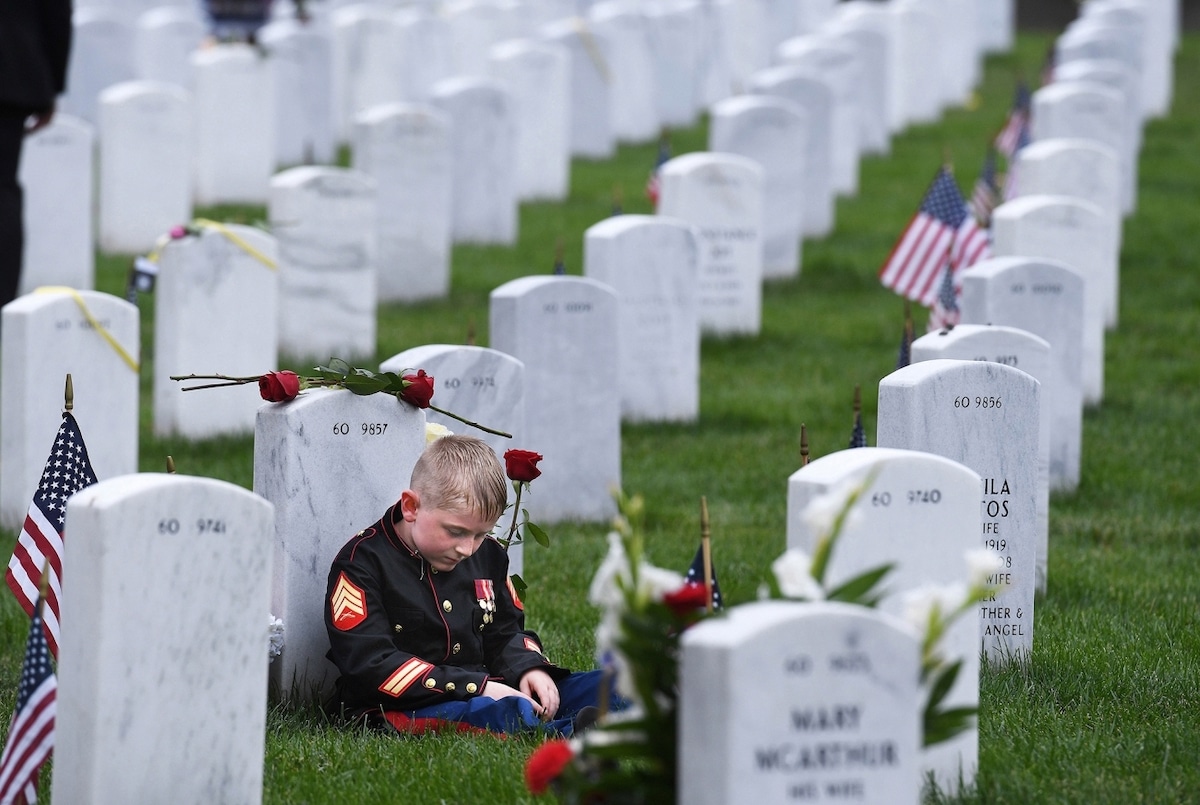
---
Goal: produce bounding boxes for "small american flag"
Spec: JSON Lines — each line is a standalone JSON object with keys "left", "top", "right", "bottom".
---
{"left": 685, "top": 543, "right": 721, "bottom": 610}
{"left": 994, "top": 82, "right": 1031, "bottom": 158}
{"left": 927, "top": 262, "right": 962, "bottom": 332}
{"left": 970, "top": 149, "right": 1001, "bottom": 227}
{"left": 5, "top": 413, "right": 97, "bottom": 659}
{"left": 879, "top": 167, "right": 986, "bottom": 306}
{"left": 0, "top": 593, "right": 56, "bottom": 805}
{"left": 644, "top": 135, "right": 671, "bottom": 209}
{"left": 848, "top": 411, "right": 867, "bottom": 449}
{"left": 896, "top": 309, "right": 914, "bottom": 370}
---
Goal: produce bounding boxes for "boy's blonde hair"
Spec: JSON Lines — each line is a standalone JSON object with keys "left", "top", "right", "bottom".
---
{"left": 409, "top": 435, "right": 507, "bottom": 523}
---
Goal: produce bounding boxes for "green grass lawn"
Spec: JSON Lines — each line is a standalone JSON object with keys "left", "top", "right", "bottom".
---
{"left": 2, "top": 29, "right": 1198, "bottom": 804}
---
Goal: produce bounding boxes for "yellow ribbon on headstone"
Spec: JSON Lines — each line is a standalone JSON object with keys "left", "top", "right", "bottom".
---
{"left": 34, "top": 286, "right": 140, "bottom": 373}
{"left": 573, "top": 19, "right": 612, "bottom": 85}
{"left": 191, "top": 219, "right": 278, "bottom": 271}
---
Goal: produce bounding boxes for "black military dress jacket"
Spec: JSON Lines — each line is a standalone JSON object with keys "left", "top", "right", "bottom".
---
{"left": 325, "top": 504, "right": 569, "bottom": 717}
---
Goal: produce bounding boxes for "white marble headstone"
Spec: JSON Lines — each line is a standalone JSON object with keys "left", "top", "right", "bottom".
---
{"left": 976, "top": 0, "right": 1015, "bottom": 53}
{"left": 646, "top": 2, "right": 702, "bottom": 129}
{"left": 191, "top": 44, "right": 276, "bottom": 205}
{"left": 1031, "top": 82, "right": 1131, "bottom": 216}
{"left": 488, "top": 39, "right": 572, "bottom": 201}
{"left": 990, "top": 195, "right": 1108, "bottom": 406}
{"left": 709, "top": 94, "right": 807, "bottom": 279}
{"left": 1010, "top": 137, "right": 1122, "bottom": 321}
{"left": 890, "top": 2, "right": 941, "bottom": 125}
{"left": 352, "top": 103, "right": 452, "bottom": 302}
{"left": 823, "top": 17, "right": 890, "bottom": 155}
{"left": 331, "top": 5, "right": 403, "bottom": 142}
{"left": 911, "top": 326, "right": 1052, "bottom": 596}
{"left": 774, "top": 35, "right": 860, "bottom": 197}
{"left": 260, "top": 19, "right": 337, "bottom": 166}
{"left": 392, "top": 8, "right": 454, "bottom": 103}
{"left": 680, "top": 601, "right": 921, "bottom": 805}
{"left": 584, "top": 215, "right": 700, "bottom": 422}
{"left": 61, "top": 9, "right": 136, "bottom": 125}
{"left": 834, "top": 1, "right": 901, "bottom": 133}
{"left": 749, "top": 65, "right": 834, "bottom": 238}
{"left": 429, "top": 77, "right": 520, "bottom": 245}
{"left": 960, "top": 257, "right": 1085, "bottom": 493}
{"left": 254, "top": 389, "right": 426, "bottom": 698}
{"left": 0, "top": 291, "right": 139, "bottom": 530}
{"left": 489, "top": 276, "right": 620, "bottom": 523}
{"left": 380, "top": 344, "right": 527, "bottom": 576}
{"left": 877, "top": 359, "right": 1039, "bottom": 660}
{"left": 97, "top": 81, "right": 192, "bottom": 255}
{"left": 657, "top": 152, "right": 764, "bottom": 336}
{"left": 444, "top": 0, "right": 515, "bottom": 77}
{"left": 153, "top": 226, "right": 280, "bottom": 439}
{"left": 55, "top": 474, "right": 273, "bottom": 804}
{"left": 134, "top": 6, "right": 204, "bottom": 90}
{"left": 17, "top": 115, "right": 95, "bottom": 294}
{"left": 540, "top": 18, "right": 615, "bottom": 159}
{"left": 587, "top": 3, "right": 659, "bottom": 143}
{"left": 269, "top": 166, "right": 377, "bottom": 361}
{"left": 787, "top": 447, "right": 982, "bottom": 793}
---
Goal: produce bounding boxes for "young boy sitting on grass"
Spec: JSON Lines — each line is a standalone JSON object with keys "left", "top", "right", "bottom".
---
{"left": 324, "top": 434, "right": 605, "bottom": 736}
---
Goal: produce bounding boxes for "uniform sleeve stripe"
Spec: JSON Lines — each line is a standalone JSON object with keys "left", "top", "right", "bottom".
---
{"left": 379, "top": 658, "right": 433, "bottom": 697}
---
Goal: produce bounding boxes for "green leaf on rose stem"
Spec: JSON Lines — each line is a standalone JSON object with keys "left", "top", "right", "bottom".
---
{"left": 924, "top": 659, "right": 963, "bottom": 713}
{"left": 509, "top": 573, "right": 527, "bottom": 597}
{"left": 825, "top": 563, "right": 894, "bottom": 605}
{"left": 924, "top": 706, "right": 977, "bottom": 747}
{"left": 340, "top": 374, "right": 390, "bottom": 395}
{"left": 378, "top": 371, "right": 406, "bottom": 392}
{"left": 312, "top": 364, "right": 346, "bottom": 382}
{"left": 328, "top": 358, "right": 352, "bottom": 375}
{"left": 526, "top": 522, "right": 550, "bottom": 547}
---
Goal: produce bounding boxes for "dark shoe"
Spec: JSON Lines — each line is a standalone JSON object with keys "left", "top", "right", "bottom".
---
{"left": 571, "top": 706, "right": 601, "bottom": 735}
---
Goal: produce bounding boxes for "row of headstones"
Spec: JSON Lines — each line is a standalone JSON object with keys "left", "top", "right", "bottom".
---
{"left": 20, "top": 0, "right": 1016, "bottom": 292}
{"left": 42, "top": 355, "right": 1035, "bottom": 802}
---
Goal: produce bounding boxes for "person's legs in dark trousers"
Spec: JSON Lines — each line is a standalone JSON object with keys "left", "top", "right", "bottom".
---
{"left": 0, "top": 109, "right": 29, "bottom": 312}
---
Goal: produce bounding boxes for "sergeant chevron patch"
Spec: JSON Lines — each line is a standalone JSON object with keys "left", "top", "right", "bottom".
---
{"left": 379, "top": 657, "right": 433, "bottom": 697}
{"left": 331, "top": 572, "right": 368, "bottom": 630}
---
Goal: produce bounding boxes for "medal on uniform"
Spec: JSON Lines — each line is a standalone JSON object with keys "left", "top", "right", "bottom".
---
{"left": 475, "top": 579, "right": 496, "bottom": 624}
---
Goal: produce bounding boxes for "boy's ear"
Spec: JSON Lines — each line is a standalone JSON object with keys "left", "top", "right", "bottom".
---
{"left": 399, "top": 490, "right": 420, "bottom": 522}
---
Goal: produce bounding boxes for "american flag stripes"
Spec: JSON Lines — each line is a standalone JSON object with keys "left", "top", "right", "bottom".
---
{"left": 5, "top": 413, "right": 97, "bottom": 659}
{"left": 970, "top": 149, "right": 1002, "bottom": 227}
{"left": 0, "top": 593, "right": 56, "bottom": 805}
{"left": 879, "top": 167, "right": 989, "bottom": 306}
{"left": 927, "top": 263, "right": 962, "bottom": 332}
{"left": 644, "top": 135, "right": 671, "bottom": 208}
{"left": 994, "top": 82, "right": 1032, "bottom": 158}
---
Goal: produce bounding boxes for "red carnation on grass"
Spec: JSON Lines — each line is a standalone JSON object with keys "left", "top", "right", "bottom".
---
{"left": 259, "top": 370, "right": 301, "bottom": 402}
{"left": 400, "top": 369, "right": 435, "bottom": 408}
{"left": 662, "top": 581, "right": 710, "bottom": 615}
{"left": 524, "top": 739, "right": 575, "bottom": 795}
{"left": 504, "top": 449, "right": 543, "bottom": 483}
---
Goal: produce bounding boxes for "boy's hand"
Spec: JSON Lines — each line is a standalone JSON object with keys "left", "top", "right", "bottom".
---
{"left": 481, "top": 680, "right": 545, "bottom": 717}
{"left": 519, "top": 669, "right": 560, "bottom": 720}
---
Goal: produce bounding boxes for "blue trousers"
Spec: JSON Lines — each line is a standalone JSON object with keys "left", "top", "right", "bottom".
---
{"left": 403, "top": 670, "right": 614, "bottom": 737}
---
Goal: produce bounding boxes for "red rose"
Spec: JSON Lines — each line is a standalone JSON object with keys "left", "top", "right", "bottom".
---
{"left": 504, "top": 449, "right": 543, "bottom": 482}
{"left": 662, "top": 581, "right": 710, "bottom": 615}
{"left": 524, "top": 739, "right": 574, "bottom": 794}
{"left": 400, "top": 370, "right": 435, "bottom": 408}
{"left": 259, "top": 371, "right": 301, "bottom": 402}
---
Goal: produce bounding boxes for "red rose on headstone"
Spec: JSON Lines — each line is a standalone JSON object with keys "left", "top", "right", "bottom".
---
{"left": 259, "top": 371, "right": 301, "bottom": 402}
{"left": 400, "top": 369, "right": 435, "bottom": 408}
{"left": 504, "top": 449, "right": 543, "bottom": 482}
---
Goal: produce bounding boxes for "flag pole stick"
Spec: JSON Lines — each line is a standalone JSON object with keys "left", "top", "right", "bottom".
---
{"left": 800, "top": 423, "right": 810, "bottom": 467}
{"left": 700, "top": 496, "right": 713, "bottom": 614}
{"left": 853, "top": 384, "right": 861, "bottom": 425}
{"left": 64, "top": 373, "right": 73, "bottom": 412}
{"left": 466, "top": 319, "right": 476, "bottom": 347}
{"left": 166, "top": 456, "right": 176, "bottom": 474}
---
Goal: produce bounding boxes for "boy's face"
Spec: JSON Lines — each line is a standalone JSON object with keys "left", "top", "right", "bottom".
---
{"left": 399, "top": 490, "right": 497, "bottom": 572}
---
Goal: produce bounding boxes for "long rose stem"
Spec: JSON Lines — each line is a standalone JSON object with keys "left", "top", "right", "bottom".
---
{"left": 502, "top": 483, "right": 524, "bottom": 551}
{"left": 178, "top": 380, "right": 258, "bottom": 391}
{"left": 170, "top": 372, "right": 262, "bottom": 383}
{"left": 428, "top": 405, "right": 513, "bottom": 439}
